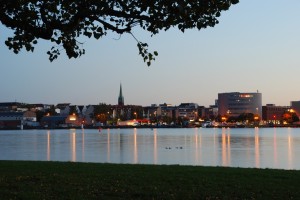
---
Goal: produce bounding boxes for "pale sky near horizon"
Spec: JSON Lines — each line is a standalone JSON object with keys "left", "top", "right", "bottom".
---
{"left": 1, "top": 0, "right": 300, "bottom": 107}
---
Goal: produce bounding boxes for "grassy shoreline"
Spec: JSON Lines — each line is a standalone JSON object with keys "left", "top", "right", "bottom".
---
{"left": 1, "top": 161, "right": 300, "bottom": 199}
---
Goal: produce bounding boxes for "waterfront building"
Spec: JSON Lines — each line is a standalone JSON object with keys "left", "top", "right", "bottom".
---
{"left": 199, "top": 105, "right": 218, "bottom": 120}
{"left": 112, "top": 104, "right": 143, "bottom": 121}
{"left": 84, "top": 105, "right": 95, "bottom": 125}
{"left": 157, "top": 103, "right": 175, "bottom": 118}
{"left": 56, "top": 103, "right": 71, "bottom": 110}
{"left": 55, "top": 103, "right": 71, "bottom": 115}
{"left": 65, "top": 113, "right": 85, "bottom": 127}
{"left": 40, "top": 116, "right": 67, "bottom": 128}
{"left": 59, "top": 106, "right": 69, "bottom": 116}
{"left": 0, "top": 102, "right": 22, "bottom": 112}
{"left": 218, "top": 92, "right": 262, "bottom": 118}
{"left": 262, "top": 104, "right": 290, "bottom": 124}
{"left": 156, "top": 103, "right": 177, "bottom": 123}
{"left": 291, "top": 101, "right": 300, "bottom": 117}
{"left": 28, "top": 104, "right": 53, "bottom": 112}
{"left": 176, "top": 103, "right": 199, "bottom": 121}
{"left": 143, "top": 104, "right": 158, "bottom": 120}
{"left": 108, "top": 84, "right": 143, "bottom": 122}
{"left": 0, "top": 111, "right": 37, "bottom": 128}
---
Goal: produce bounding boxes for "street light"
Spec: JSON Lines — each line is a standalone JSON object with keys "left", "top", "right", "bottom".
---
{"left": 134, "top": 112, "right": 137, "bottom": 119}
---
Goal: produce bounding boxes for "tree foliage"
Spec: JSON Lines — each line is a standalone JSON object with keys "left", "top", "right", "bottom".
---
{"left": 93, "top": 103, "right": 110, "bottom": 119}
{"left": 283, "top": 111, "right": 299, "bottom": 124}
{"left": 92, "top": 103, "right": 111, "bottom": 123}
{"left": 237, "top": 113, "right": 255, "bottom": 122}
{"left": 69, "top": 105, "right": 78, "bottom": 115}
{"left": 0, "top": 0, "right": 239, "bottom": 65}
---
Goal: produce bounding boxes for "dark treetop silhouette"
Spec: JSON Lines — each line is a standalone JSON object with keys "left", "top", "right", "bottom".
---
{"left": 0, "top": 0, "right": 239, "bottom": 66}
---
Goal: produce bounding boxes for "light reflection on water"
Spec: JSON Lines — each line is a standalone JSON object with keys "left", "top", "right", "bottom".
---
{"left": 1, "top": 127, "right": 300, "bottom": 169}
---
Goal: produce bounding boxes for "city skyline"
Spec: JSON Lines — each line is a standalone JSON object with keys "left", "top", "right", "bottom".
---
{"left": 1, "top": 0, "right": 300, "bottom": 107}
{"left": 0, "top": 90, "right": 295, "bottom": 109}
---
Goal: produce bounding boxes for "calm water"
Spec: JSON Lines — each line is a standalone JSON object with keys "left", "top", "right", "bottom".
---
{"left": 0, "top": 128, "right": 300, "bottom": 170}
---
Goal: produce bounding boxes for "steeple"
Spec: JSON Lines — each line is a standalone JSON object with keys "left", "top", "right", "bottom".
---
{"left": 118, "top": 83, "right": 124, "bottom": 106}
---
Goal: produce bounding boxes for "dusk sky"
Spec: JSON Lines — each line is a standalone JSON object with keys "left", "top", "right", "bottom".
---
{"left": 1, "top": 0, "right": 300, "bottom": 107}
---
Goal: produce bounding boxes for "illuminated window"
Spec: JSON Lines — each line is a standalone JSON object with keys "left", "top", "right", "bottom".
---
{"left": 240, "top": 94, "right": 253, "bottom": 98}
{"left": 69, "top": 116, "right": 76, "bottom": 121}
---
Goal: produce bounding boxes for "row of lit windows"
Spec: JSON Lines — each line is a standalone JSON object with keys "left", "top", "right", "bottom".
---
{"left": 265, "top": 107, "right": 289, "bottom": 111}
{"left": 226, "top": 108, "right": 253, "bottom": 111}
{"left": 229, "top": 99, "right": 252, "bottom": 102}
{"left": 228, "top": 103, "right": 253, "bottom": 106}
{"left": 239, "top": 94, "right": 254, "bottom": 98}
{"left": 228, "top": 94, "right": 254, "bottom": 98}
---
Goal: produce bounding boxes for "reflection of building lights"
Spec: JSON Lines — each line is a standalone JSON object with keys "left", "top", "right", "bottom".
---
{"left": 133, "top": 128, "right": 138, "bottom": 163}
{"left": 227, "top": 133, "right": 231, "bottom": 165}
{"left": 288, "top": 134, "right": 292, "bottom": 167}
{"left": 153, "top": 129, "right": 157, "bottom": 164}
{"left": 107, "top": 129, "right": 110, "bottom": 162}
{"left": 273, "top": 129, "right": 278, "bottom": 166}
{"left": 71, "top": 132, "right": 76, "bottom": 162}
{"left": 287, "top": 129, "right": 293, "bottom": 169}
{"left": 254, "top": 128, "right": 260, "bottom": 168}
{"left": 194, "top": 131, "right": 200, "bottom": 164}
{"left": 81, "top": 129, "right": 85, "bottom": 161}
{"left": 221, "top": 129, "right": 230, "bottom": 166}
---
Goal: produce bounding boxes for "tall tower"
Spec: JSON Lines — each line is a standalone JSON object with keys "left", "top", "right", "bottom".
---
{"left": 118, "top": 83, "right": 124, "bottom": 106}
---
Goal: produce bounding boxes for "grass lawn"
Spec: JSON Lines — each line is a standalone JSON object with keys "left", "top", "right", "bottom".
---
{"left": 0, "top": 161, "right": 300, "bottom": 199}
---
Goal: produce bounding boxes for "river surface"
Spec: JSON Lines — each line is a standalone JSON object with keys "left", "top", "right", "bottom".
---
{"left": 0, "top": 128, "right": 300, "bottom": 170}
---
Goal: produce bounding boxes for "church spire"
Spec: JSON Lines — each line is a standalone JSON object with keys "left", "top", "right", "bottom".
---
{"left": 118, "top": 83, "right": 124, "bottom": 106}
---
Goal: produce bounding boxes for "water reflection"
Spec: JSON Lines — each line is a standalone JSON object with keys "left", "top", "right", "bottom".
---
{"left": 221, "top": 128, "right": 231, "bottom": 167}
{"left": 153, "top": 128, "right": 157, "bottom": 164}
{"left": 288, "top": 128, "right": 293, "bottom": 169}
{"left": 1, "top": 128, "right": 300, "bottom": 170}
{"left": 82, "top": 129, "right": 85, "bottom": 161}
{"left": 254, "top": 127, "right": 260, "bottom": 168}
{"left": 194, "top": 130, "right": 199, "bottom": 163}
{"left": 288, "top": 133, "right": 292, "bottom": 168}
{"left": 133, "top": 128, "right": 138, "bottom": 163}
{"left": 107, "top": 129, "right": 110, "bottom": 162}
{"left": 273, "top": 128, "right": 278, "bottom": 167}
{"left": 70, "top": 129, "right": 76, "bottom": 162}
{"left": 47, "top": 130, "right": 50, "bottom": 161}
